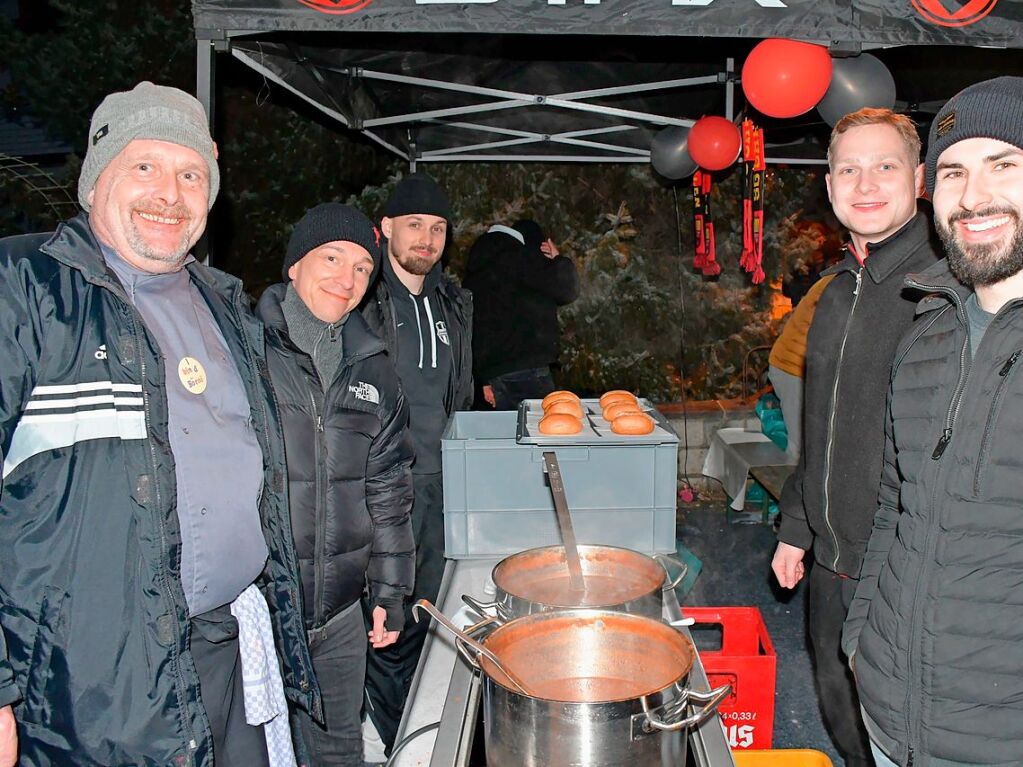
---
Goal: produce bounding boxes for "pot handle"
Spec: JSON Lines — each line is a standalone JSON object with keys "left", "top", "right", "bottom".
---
{"left": 641, "top": 684, "right": 731, "bottom": 732}
{"left": 461, "top": 594, "right": 511, "bottom": 624}
{"left": 653, "top": 554, "right": 689, "bottom": 591}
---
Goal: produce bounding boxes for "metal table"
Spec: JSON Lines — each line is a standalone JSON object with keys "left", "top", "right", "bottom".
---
{"left": 392, "top": 558, "right": 737, "bottom": 767}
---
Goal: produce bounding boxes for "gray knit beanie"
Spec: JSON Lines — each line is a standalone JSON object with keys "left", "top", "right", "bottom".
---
{"left": 78, "top": 82, "right": 220, "bottom": 211}
{"left": 925, "top": 76, "right": 1023, "bottom": 196}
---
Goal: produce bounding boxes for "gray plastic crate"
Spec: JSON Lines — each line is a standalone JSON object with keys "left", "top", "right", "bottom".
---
{"left": 441, "top": 410, "right": 679, "bottom": 558}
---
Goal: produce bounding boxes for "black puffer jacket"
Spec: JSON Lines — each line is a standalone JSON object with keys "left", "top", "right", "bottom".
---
{"left": 777, "top": 212, "right": 941, "bottom": 575}
{"left": 258, "top": 284, "right": 415, "bottom": 631}
{"left": 844, "top": 258, "right": 1023, "bottom": 766}
{"left": 463, "top": 228, "right": 579, "bottom": 382}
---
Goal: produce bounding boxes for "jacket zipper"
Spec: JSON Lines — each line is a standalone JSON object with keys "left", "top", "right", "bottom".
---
{"left": 973, "top": 350, "right": 1021, "bottom": 495}
{"left": 902, "top": 284, "right": 970, "bottom": 762}
{"left": 309, "top": 383, "right": 327, "bottom": 622}
{"left": 128, "top": 308, "right": 199, "bottom": 759}
{"left": 823, "top": 267, "right": 863, "bottom": 572}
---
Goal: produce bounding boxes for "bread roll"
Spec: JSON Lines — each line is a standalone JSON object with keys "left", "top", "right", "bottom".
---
{"left": 610, "top": 413, "right": 655, "bottom": 435}
{"left": 546, "top": 398, "right": 585, "bottom": 418}
{"left": 539, "top": 413, "right": 583, "bottom": 435}
{"left": 542, "top": 390, "right": 581, "bottom": 409}
{"left": 599, "top": 390, "right": 637, "bottom": 409}
{"left": 603, "top": 401, "right": 642, "bottom": 421}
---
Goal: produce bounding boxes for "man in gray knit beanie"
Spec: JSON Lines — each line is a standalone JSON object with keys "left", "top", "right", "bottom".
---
{"left": 843, "top": 76, "right": 1023, "bottom": 767}
{"left": 0, "top": 81, "right": 319, "bottom": 767}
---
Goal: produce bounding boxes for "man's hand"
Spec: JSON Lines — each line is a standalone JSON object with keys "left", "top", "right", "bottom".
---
{"left": 0, "top": 705, "right": 17, "bottom": 767}
{"left": 368, "top": 606, "right": 400, "bottom": 649}
{"left": 539, "top": 239, "right": 559, "bottom": 259}
{"left": 772, "top": 542, "right": 807, "bottom": 589}
{"left": 482, "top": 385, "right": 496, "bottom": 408}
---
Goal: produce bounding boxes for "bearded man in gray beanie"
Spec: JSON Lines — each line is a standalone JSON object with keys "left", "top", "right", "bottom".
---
{"left": 843, "top": 76, "right": 1023, "bottom": 767}
{"left": 255, "top": 203, "right": 414, "bottom": 766}
{"left": 0, "top": 82, "right": 318, "bottom": 767}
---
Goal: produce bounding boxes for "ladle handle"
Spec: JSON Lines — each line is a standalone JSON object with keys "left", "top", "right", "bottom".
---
{"left": 412, "top": 599, "right": 531, "bottom": 696}
{"left": 654, "top": 553, "right": 689, "bottom": 591}
{"left": 640, "top": 684, "right": 732, "bottom": 732}
{"left": 542, "top": 451, "right": 585, "bottom": 593}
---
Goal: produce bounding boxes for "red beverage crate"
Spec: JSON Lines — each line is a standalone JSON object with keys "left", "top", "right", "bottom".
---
{"left": 684, "top": 607, "right": 776, "bottom": 750}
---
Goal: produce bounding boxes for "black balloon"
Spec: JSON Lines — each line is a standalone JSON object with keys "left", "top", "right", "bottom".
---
{"left": 650, "top": 126, "right": 698, "bottom": 180}
{"left": 817, "top": 53, "right": 897, "bottom": 127}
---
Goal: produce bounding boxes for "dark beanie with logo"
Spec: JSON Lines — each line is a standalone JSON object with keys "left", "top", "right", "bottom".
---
{"left": 925, "top": 76, "right": 1023, "bottom": 196}
{"left": 282, "top": 203, "right": 382, "bottom": 282}
{"left": 383, "top": 173, "right": 452, "bottom": 222}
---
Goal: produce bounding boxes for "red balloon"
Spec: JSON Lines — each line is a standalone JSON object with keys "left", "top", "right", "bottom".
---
{"left": 688, "top": 116, "right": 741, "bottom": 171}
{"left": 742, "top": 38, "right": 833, "bottom": 118}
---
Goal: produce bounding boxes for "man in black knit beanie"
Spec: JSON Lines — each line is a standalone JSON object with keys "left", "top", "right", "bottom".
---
{"left": 256, "top": 202, "right": 415, "bottom": 767}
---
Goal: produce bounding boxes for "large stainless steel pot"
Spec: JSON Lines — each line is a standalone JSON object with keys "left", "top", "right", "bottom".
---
{"left": 458, "top": 609, "right": 729, "bottom": 767}
{"left": 465, "top": 544, "right": 687, "bottom": 622}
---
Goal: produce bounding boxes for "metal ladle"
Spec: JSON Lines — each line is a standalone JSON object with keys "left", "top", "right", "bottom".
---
{"left": 542, "top": 450, "right": 586, "bottom": 595}
{"left": 412, "top": 599, "right": 532, "bottom": 696}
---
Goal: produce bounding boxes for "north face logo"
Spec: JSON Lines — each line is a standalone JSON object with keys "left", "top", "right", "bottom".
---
{"left": 435, "top": 321, "right": 450, "bottom": 346}
{"left": 349, "top": 381, "right": 380, "bottom": 404}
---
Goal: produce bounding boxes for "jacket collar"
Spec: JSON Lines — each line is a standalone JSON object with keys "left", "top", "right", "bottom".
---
{"left": 823, "top": 211, "right": 936, "bottom": 286}
{"left": 258, "top": 282, "right": 386, "bottom": 361}
{"left": 40, "top": 212, "right": 244, "bottom": 302}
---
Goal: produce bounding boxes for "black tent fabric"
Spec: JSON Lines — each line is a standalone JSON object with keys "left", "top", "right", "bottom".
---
{"left": 193, "top": 0, "right": 1023, "bottom": 47}
{"left": 191, "top": 1, "right": 1023, "bottom": 165}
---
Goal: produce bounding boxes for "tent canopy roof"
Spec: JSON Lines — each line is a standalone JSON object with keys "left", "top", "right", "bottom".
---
{"left": 192, "top": 1, "right": 1023, "bottom": 166}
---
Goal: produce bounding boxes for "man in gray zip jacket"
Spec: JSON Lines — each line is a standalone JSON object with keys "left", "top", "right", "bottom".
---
{"left": 844, "top": 76, "right": 1023, "bottom": 767}
{"left": 771, "top": 108, "right": 941, "bottom": 767}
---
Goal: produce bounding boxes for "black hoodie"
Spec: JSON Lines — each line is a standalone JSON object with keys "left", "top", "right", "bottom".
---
{"left": 361, "top": 251, "right": 473, "bottom": 474}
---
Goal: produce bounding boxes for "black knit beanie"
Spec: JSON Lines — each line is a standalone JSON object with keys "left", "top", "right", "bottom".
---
{"left": 925, "top": 76, "right": 1023, "bottom": 196}
{"left": 283, "top": 203, "right": 382, "bottom": 282}
{"left": 383, "top": 173, "right": 452, "bottom": 222}
{"left": 512, "top": 219, "right": 547, "bottom": 256}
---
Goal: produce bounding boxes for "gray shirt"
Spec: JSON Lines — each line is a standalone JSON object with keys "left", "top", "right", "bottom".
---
{"left": 965, "top": 291, "right": 994, "bottom": 361}
{"left": 102, "top": 245, "right": 268, "bottom": 616}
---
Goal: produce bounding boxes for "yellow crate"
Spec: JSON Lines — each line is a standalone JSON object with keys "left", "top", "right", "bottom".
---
{"left": 733, "top": 749, "right": 834, "bottom": 767}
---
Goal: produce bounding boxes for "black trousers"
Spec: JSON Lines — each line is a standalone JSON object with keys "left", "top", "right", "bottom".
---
{"left": 190, "top": 605, "right": 270, "bottom": 767}
{"left": 806, "top": 565, "right": 872, "bottom": 767}
{"left": 363, "top": 471, "right": 445, "bottom": 752}
{"left": 293, "top": 604, "right": 367, "bottom": 767}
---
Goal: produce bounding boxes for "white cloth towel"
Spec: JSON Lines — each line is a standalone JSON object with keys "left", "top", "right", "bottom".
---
{"left": 230, "top": 584, "right": 298, "bottom": 767}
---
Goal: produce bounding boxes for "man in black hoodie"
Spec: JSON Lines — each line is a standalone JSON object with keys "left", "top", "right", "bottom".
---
{"left": 256, "top": 203, "right": 415, "bottom": 766}
{"left": 771, "top": 109, "right": 941, "bottom": 767}
{"left": 464, "top": 220, "right": 579, "bottom": 409}
{"left": 361, "top": 174, "right": 473, "bottom": 755}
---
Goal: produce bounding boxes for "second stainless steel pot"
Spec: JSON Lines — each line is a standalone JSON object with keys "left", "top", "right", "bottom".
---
{"left": 467, "top": 543, "right": 687, "bottom": 621}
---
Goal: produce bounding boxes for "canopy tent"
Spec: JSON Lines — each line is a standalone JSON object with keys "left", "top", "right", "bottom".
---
{"left": 191, "top": 1, "right": 1023, "bottom": 167}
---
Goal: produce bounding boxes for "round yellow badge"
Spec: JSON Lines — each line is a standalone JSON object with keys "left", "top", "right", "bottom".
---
{"left": 178, "top": 356, "right": 208, "bottom": 395}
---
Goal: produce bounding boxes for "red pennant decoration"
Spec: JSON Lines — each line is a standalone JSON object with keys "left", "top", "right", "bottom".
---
{"left": 741, "top": 120, "right": 767, "bottom": 284}
{"left": 692, "top": 171, "right": 719, "bottom": 277}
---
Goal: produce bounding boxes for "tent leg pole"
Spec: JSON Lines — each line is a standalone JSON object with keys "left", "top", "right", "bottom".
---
{"left": 196, "top": 38, "right": 216, "bottom": 265}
